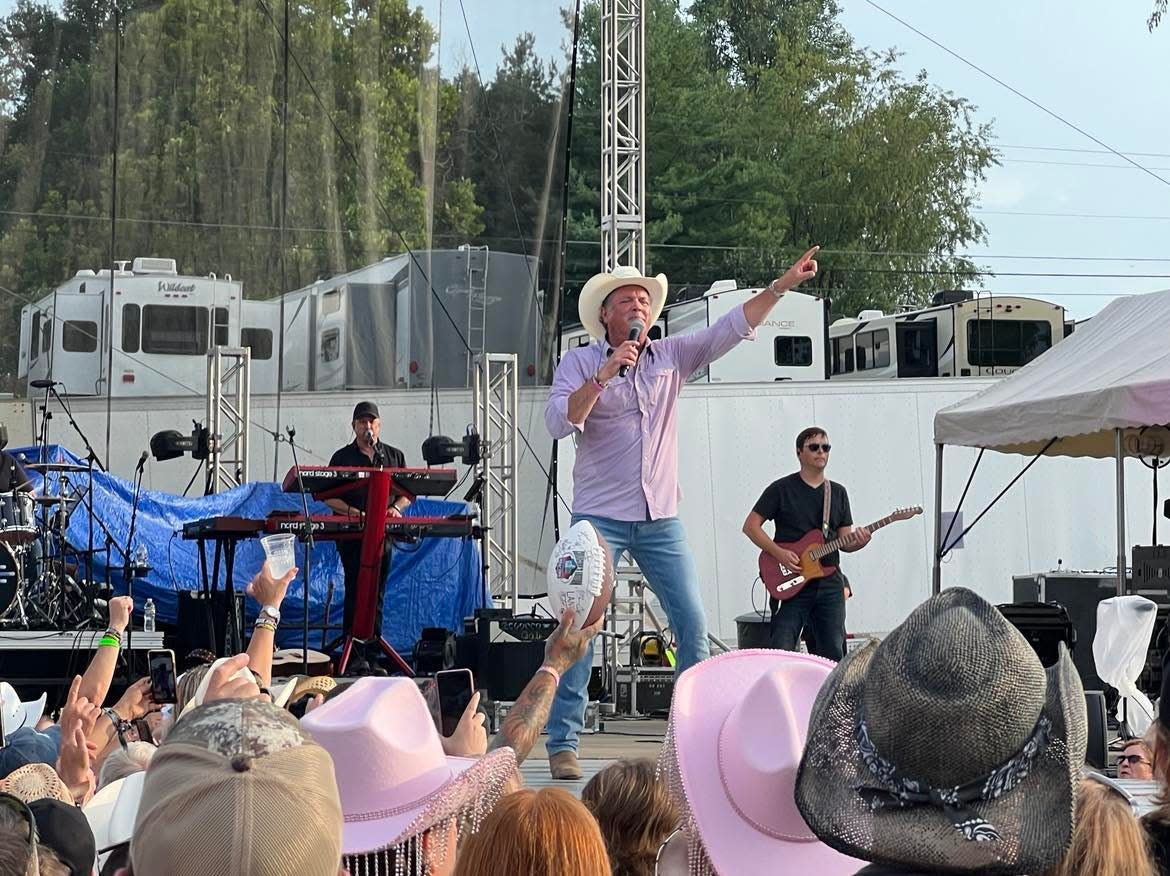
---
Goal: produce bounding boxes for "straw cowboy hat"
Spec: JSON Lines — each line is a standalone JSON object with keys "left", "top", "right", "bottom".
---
{"left": 301, "top": 677, "right": 516, "bottom": 867}
{"left": 656, "top": 648, "right": 864, "bottom": 875}
{"left": 0, "top": 763, "right": 73, "bottom": 805}
{"left": 795, "top": 587, "right": 1087, "bottom": 875}
{"left": 578, "top": 265, "right": 668, "bottom": 340}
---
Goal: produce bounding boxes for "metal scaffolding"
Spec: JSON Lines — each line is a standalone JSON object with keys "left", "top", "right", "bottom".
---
{"left": 601, "top": 0, "right": 646, "bottom": 273}
{"left": 206, "top": 346, "right": 252, "bottom": 493}
{"left": 474, "top": 353, "right": 519, "bottom": 610}
{"left": 464, "top": 244, "right": 490, "bottom": 380}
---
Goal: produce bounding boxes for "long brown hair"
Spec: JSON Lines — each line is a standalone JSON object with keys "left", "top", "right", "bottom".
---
{"left": 1041, "top": 778, "right": 1154, "bottom": 876}
{"left": 1148, "top": 721, "right": 1170, "bottom": 818}
{"left": 581, "top": 758, "right": 679, "bottom": 876}
{"left": 453, "top": 788, "right": 610, "bottom": 876}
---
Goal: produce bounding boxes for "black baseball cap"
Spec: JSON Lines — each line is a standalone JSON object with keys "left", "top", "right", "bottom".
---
{"left": 352, "top": 401, "right": 380, "bottom": 421}
{"left": 29, "top": 798, "right": 97, "bottom": 876}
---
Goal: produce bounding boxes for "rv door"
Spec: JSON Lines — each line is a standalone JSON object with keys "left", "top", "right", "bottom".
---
{"left": 49, "top": 293, "right": 106, "bottom": 395}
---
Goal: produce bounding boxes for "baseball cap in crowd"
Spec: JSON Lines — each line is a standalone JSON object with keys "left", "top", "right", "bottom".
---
{"left": 29, "top": 798, "right": 97, "bottom": 876}
{"left": 0, "top": 726, "right": 61, "bottom": 779}
{"left": 352, "top": 401, "right": 380, "bottom": 421}
{"left": 130, "top": 698, "right": 344, "bottom": 876}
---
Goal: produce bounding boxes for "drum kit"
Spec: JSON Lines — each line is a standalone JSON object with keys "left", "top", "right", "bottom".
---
{"left": 0, "top": 461, "right": 99, "bottom": 629}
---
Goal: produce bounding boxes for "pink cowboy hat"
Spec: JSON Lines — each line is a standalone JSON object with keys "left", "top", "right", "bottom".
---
{"left": 301, "top": 676, "right": 516, "bottom": 856}
{"left": 657, "top": 649, "right": 864, "bottom": 876}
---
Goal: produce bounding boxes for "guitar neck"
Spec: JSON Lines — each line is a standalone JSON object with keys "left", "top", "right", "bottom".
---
{"left": 811, "top": 514, "right": 898, "bottom": 560}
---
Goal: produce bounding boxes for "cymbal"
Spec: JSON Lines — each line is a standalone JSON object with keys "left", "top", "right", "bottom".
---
{"left": 24, "top": 462, "right": 88, "bottom": 473}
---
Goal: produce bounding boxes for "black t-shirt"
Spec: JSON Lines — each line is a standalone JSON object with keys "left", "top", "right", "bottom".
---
{"left": 0, "top": 452, "right": 32, "bottom": 493}
{"left": 752, "top": 473, "right": 853, "bottom": 578}
{"left": 327, "top": 440, "right": 406, "bottom": 512}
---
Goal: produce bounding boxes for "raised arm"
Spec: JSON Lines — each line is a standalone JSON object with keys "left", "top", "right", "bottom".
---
{"left": 741, "top": 246, "right": 820, "bottom": 329}
{"left": 486, "top": 610, "right": 603, "bottom": 765}
{"left": 78, "top": 596, "right": 133, "bottom": 708}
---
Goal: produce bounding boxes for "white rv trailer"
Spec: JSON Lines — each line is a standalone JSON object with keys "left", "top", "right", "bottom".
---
{"left": 559, "top": 283, "right": 830, "bottom": 383}
{"left": 828, "top": 291, "right": 1066, "bottom": 380}
{"left": 19, "top": 258, "right": 246, "bottom": 397}
{"left": 18, "top": 248, "right": 544, "bottom": 397}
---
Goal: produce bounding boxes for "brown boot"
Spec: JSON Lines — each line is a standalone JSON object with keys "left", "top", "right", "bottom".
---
{"left": 548, "top": 750, "right": 583, "bottom": 780}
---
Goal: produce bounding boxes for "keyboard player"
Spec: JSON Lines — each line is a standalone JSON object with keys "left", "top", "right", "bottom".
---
{"left": 326, "top": 401, "right": 409, "bottom": 672}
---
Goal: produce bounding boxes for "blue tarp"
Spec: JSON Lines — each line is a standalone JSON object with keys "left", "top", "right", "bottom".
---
{"left": 10, "top": 444, "right": 487, "bottom": 656}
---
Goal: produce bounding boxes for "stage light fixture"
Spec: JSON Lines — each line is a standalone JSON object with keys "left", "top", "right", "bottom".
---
{"left": 422, "top": 427, "right": 481, "bottom": 466}
{"left": 150, "top": 422, "right": 211, "bottom": 462}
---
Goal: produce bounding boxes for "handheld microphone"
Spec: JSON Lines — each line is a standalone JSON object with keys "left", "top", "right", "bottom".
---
{"left": 365, "top": 427, "right": 375, "bottom": 446}
{"left": 135, "top": 451, "right": 149, "bottom": 474}
{"left": 29, "top": 379, "right": 60, "bottom": 389}
{"left": 285, "top": 425, "right": 296, "bottom": 441}
{"left": 618, "top": 319, "right": 645, "bottom": 378}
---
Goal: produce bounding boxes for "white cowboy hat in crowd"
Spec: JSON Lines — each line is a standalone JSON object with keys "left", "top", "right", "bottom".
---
{"left": 0, "top": 681, "right": 46, "bottom": 734}
{"left": 578, "top": 265, "right": 668, "bottom": 340}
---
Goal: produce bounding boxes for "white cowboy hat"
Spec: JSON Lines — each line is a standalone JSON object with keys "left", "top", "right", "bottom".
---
{"left": 578, "top": 265, "right": 668, "bottom": 340}
{"left": 0, "top": 682, "right": 46, "bottom": 734}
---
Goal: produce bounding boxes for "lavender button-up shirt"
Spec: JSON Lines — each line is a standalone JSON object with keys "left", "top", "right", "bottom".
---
{"left": 546, "top": 304, "right": 755, "bottom": 522}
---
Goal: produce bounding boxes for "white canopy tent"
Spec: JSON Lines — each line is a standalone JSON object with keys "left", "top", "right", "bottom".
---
{"left": 932, "top": 288, "right": 1170, "bottom": 594}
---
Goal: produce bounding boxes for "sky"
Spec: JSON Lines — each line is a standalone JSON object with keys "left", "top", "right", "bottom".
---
{"left": 4, "top": 0, "right": 1167, "bottom": 320}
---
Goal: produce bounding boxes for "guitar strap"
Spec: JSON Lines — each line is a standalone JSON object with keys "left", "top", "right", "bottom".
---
{"left": 822, "top": 478, "right": 832, "bottom": 537}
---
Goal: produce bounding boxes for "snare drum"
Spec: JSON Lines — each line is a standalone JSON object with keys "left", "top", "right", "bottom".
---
{"left": 0, "top": 491, "right": 36, "bottom": 545}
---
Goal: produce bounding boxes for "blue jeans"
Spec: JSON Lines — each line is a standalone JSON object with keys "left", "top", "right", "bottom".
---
{"left": 546, "top": 515, "right": 709, "bottom": 754}
{"left": 768, "top": 578, "right": 846, "bottom": 660}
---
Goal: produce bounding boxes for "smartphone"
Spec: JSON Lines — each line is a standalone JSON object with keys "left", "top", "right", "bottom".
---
{"left": 436, "top": 668, "right": 475, "bottom": 738}
{"left": 148, "top": 649, "right": 178, "bottom": 705}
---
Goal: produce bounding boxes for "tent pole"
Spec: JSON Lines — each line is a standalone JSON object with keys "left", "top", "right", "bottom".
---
{"left": 1115, "top": 428, "right": 1127, "bottom": 597}
{"left": 933, "top": 442, "right": 944, "bottom": 595}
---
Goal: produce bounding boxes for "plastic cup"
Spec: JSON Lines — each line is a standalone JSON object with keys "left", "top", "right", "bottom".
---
{"left": 260, "top": 534, "right": 297, "bottom": 578}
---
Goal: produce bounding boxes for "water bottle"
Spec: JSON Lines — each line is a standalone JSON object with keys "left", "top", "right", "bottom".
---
{"left": 143, "top": 598, "right": 156, "bottom": 633}
{"left": 135, "top": 545, "right": 149, "bottom": 569}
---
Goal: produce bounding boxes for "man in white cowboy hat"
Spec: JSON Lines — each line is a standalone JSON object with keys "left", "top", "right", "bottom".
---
{"left": 544, "top": 247, "right": 821, "bottom": 779}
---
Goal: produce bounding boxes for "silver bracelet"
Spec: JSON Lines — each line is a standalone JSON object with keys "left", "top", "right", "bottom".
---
{"left": 769, "top": 279, "right": 785, "bottom": 299}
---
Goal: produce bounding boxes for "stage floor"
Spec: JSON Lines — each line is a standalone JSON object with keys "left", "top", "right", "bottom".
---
{"left": 518, "top": 717, "right": 667, "bottom": 794}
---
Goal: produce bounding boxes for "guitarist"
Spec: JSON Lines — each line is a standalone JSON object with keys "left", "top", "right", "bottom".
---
{"left": 741, "top": 427, "right": 870, "bottom": 660}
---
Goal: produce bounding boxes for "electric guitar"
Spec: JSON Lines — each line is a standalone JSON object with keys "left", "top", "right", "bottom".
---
{"left": 758, "top": 506, "right": 923, "bottom": 601}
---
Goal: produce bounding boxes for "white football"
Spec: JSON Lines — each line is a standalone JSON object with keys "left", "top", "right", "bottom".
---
{"left": 546, "top": 521, "right": 615, "bottom": 631}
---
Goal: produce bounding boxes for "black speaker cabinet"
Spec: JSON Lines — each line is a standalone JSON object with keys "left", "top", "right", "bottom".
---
{"left": 1013, "top": 573, "right": 1125, "bottom": 694}
{"left": 735, "top": 612, "right": 772, "bottom": 650}
{"left": 175, "top": 589, "right": 244, "bottom": 658}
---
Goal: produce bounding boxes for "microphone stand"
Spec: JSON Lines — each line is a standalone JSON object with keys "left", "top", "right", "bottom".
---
{"left": 48, "top": 384, "right": 105, "bottom": 596}
{"left": 122, "top": 456, "right": 147, "bottom": 677}
{"left": 286, "top": 426, "right": 314, "bottom": 676}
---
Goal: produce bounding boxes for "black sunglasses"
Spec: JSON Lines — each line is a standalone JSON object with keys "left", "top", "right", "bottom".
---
{"left": 804, "top": 442, "right": 832, "bottom": 452}
{"left": 1118, "top": 753, "right": 1150, "bottom": 765}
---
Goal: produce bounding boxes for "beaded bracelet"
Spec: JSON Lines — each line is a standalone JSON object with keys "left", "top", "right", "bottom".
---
{"left": 253, "top": 619, "right": 278, "bottom": 634}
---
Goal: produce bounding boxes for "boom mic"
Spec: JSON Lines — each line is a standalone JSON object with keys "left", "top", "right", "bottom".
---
{"left": 135, "top": 451, "right": 149, "bottom": 474}
{"left": 619, "top": 319, "right": 645, "bottom": 378}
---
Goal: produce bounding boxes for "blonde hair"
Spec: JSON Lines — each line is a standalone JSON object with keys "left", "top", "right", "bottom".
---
{"left": 1042, "top": 778, "right": 1154, "bottom": 876}
{"left": 581, "top": 759, "right": 678, "bottom": 876}
{"left": 454, "top": 788, "right": 610, "bottom": 876}
{"left": 1149, "top": 721, "right": 1170, "bottom": 817}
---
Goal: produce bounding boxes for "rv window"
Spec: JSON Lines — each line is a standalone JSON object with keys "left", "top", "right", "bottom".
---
{"left": 774, "top": 336, "right": 813, "bottom": 367}
{"left": 122, "top": 304, "right": 141, "bottom": 353}
{"left": 41, "top": 319, "right": 51, "bottom": 357}
{"left": 241, "top": 327, "right": 273, "bottom": 361}
{"left": 141, "top": 305, "right": 210, "bottom": 355}
{"left": 321, "top": 327, "right": 340, "bottom": 362}
{"left": 831, "top": 337, "right": 852, "bottom": 375}
{"left": 30, "top": 312, "right": 41, "bottom": 361}
{"left": 320, "top": 290, "right": 341, "bottom": 315}
{"left": 62, "top": 320, "right": 98, "bottom": 353}
{"left": 966, "top": 319, "right": 1053, "bottom": 368}
{"left": 854, "top": 329, "right": 891, "bottom": 371}
{"left": 843, "top": 347, "right": 854, "bottom": 373}
{"left": 213, "top": 307, "right": 229, "bottom": 347}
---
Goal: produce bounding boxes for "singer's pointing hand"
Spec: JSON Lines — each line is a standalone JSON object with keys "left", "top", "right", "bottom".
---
{"left": 599, "top": 340, "right": 640, "bottom": 382}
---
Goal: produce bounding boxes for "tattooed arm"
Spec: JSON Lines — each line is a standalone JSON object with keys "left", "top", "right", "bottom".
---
{"left": 486, "top": 609, "right": 603, "bottom": 765}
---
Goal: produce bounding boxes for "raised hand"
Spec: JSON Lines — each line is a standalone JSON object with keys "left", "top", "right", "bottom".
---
{"left": 440, "top": 690, "right": 488, "bottom": 758}
{"left": 772, "top": 246, "right": 820, "bottom": 294}
{"left": 108, "top": 596, "right": 134, "bottom": 632}
{"left": 202, "top": 654, "right": 263, "bottom": 704}
{"left": 113, "top": 676, "right": 159, "bottom": 722}
{"left": 543, "top": 609, "right": 606, "bottom": 674}
{"left": 246, "top": 561, "right": 297, "bottom": 608}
